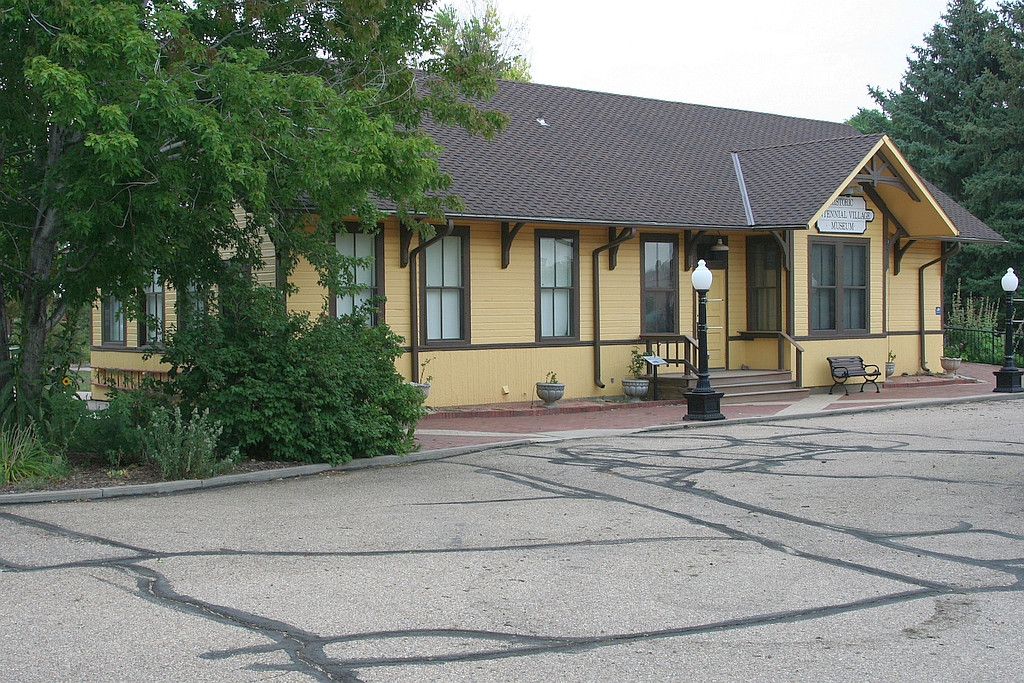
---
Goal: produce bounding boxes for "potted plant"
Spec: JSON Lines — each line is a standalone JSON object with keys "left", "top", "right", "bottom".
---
{"left": 535, "top": 371, "right": 565, "bottom": 407}
{"left": 885, "top": 350, "right": 896, "bottom": 378}
{"left": 409, "top": 356, "right": 433, "bottom": 398}
{"left": 940, "top": 342, "right": 965, "bottom": 374}
{"left": 621, "top": 347, "right": 650, "bottom": 402}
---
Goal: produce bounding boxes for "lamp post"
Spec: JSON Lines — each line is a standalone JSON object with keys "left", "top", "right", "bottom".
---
{"left": 994, "top": 267, "right": 1022, "bottom": 393}
{"left": 685, "top": 260, "right": 725, "bottom": 420}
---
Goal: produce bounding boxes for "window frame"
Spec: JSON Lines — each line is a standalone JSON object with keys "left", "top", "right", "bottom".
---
{"left": 534, "top": 229, "right": 581, "bottom": 343}
{"left": 808, "top": 236, "right": 870, "bottom": 337}
{"left": 746, "top": 235, "right": 782, "bottom": 332}
{"left": 331, "top": 225, "right": 385, "bottom": 325}
{"left": 138, "top": 272, "right": 164, "bottom": 347}
{"left": 640, "top": 233, "right": 679, "bottom": 335}
{"left": 419, "top": 225, "right": 470, "bottom": 345}
{"left": 101, "top": 293, "right": 127, "bottom": 346}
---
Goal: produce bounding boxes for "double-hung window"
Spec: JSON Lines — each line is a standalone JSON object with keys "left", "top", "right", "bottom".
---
{"left": 641, "top": 235, "right": 678, "bottom": 334}
{"left": 423, "top": 227, "right": 469, "bottom": 342}
{"left": 139, "top": 272, "right": 164, "bottom": 345}
{"left": 810, "top": 238, "right": 868, "bottom": 335}
{"left": 335, "top": 230, "right": 382, "bottom": 325}
{"left": 101, "top": 294, "right": 126, "bottom": 345}
{"left": 536, "top": 231, "right": 579, "bottom": 340}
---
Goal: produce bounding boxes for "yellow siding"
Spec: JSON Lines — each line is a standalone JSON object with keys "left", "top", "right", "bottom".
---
{"left": 886, "top": 241, "right": 943, "bottom": 332}
{"left": 469, "top": 223, "right": 535, "bottom": 345}
{"left": 287, "top": 255, "right": 328, "bottom": 316}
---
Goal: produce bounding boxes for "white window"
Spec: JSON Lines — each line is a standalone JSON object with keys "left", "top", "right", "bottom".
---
{"left": 141, "top": 272, "right": 163, "bottom": 345}
{"left": 424, "top": 232, "right": 466, "bottom": 342}
{"left": 336, "top": 231, "right": 379, "bottom": 323}
{"left": 537, "top": 232, "right": 578, "bottom": 339}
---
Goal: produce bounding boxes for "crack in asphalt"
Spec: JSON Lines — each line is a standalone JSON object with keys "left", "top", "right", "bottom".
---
{"left": 2, "top": 418, "right": 1022, "bottom": 680}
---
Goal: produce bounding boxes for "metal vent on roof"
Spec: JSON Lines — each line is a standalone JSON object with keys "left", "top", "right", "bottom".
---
{"left": 535, "top": 117, "right": 548, "bottom": 126}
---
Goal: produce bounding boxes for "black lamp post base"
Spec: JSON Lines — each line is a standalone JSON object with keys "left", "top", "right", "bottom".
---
{"left": 685, "top": 390, "right": 725, "bottom": 421}
{"left": 993, "top": 368, "right": 1024, "bottom": 393}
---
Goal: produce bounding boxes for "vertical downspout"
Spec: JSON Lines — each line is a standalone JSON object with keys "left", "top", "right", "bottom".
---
{"left": 408, "top": 221, "right": 454, "bottom": 382}
{"left": 918, "top": 242, "right": 959, "bottom": 373}
{"left": 592, "top": 227, "right": 636, "bottom": 388}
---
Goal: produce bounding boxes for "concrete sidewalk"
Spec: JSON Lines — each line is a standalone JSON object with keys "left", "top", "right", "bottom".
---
{"left": 414, "top": 362, "right": 1010, "bottom": 452}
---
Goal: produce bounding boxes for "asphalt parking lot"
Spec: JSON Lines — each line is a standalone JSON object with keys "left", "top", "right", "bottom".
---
{"left": 2, "top": 398, "right": 1023, "bottom": 681}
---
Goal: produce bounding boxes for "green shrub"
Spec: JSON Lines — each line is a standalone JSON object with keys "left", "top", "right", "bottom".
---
{"left": 158, "top": 279, "right": 424, "bottom": 465}
{"left": 142, "top": 406, "right": 237, "bottom": 480}
{"left": 0, "top": 424, "right": 65, "bottom": 485}
{"left": 71, "top": 389, "right": 169, "bottom": 468}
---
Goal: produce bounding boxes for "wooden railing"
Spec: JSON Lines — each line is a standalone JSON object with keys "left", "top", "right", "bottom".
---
{"left": 640, "top": 334, "right": 700, "bottom": 376}
{"left": 737, "top": 331, "right": 805, "bottom": 387}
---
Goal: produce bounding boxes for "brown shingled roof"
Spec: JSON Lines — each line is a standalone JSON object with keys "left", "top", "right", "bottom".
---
{"left": 420, "top": 78, "right": 1003, "bottom": 243}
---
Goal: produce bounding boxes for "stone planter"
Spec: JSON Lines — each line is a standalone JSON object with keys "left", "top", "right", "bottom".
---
{"left": 885, "top": 362, "right": 896, "bottom": 377}
{"left": 939, "top": 357, "right": 962, "bottom": 374}
{"left": 408, "top": 382, "right": 431, "bottom": 399}
{"left": 621, "top": 378, "right": 650, "bottom": 402}
{"left": 535, "top": 382, "right": 565, "bottom": 408}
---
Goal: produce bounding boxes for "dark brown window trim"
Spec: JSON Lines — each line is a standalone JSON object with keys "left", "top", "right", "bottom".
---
{"left": 330, "top": 222, "right": 386, "bottom": 324}
{"left": 419, "top": 225, "right": 470, "bottom": 346}
{"left": 746, "top": 235, "right": 782, "bottom": 332}
{"left": 535, "top": 229, "right": 580, "bottom": 343}
{"left": 100, "top": 295, "right": 128, "bottom": 347}
{"left": 640, "top": 233, "right": 679, "bottom": 335}
{"left": 808, "top": 236, "right": 870, "bottom": 338}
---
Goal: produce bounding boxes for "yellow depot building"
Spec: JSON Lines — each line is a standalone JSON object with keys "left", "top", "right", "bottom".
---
{"left": 91, "top": 79, "right": 1004, "bottom": 408}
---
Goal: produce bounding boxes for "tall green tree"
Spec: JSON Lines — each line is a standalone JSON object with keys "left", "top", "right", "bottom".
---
{"left": 0, "top": 0, "right": 506, "bottom": 420}
{"left": 869, "top": 0, "right": 1024, "bottom": 300}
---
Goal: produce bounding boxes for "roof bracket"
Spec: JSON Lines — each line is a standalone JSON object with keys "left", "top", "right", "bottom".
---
{"left": 607, "top": 226, "right": 632, "bottom": 270}
{"left": 399, "top": 224, "right": 414, "bottom": 268}
{"left": 769, "top": 230, "right": 793, "bottom": 272}
{"left": 893, "top": 233, "right": 917, "bottom": 276}
{"left": 400, "top": 219, "right": 454, "bottom": 268}
{"left": 684, "top": 230, "right": 706, "bottom": 270}
{"left": 501, "top": 221, "right": 526, "bottom": 269}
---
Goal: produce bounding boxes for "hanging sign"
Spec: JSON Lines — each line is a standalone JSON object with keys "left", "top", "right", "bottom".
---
{"left": 816, "top": 196, "right": 875, "bottom": 234}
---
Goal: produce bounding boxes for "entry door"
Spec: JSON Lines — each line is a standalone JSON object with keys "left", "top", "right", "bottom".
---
{"left": 705, "top": 275, "right": 727, "bottom": 368}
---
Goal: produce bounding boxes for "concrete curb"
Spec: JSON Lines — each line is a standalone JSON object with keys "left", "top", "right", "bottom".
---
{"left": 3, "top": 393, "right": 1021, "bottom": 506}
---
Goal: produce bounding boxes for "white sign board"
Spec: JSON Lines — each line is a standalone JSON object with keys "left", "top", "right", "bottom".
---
{"left": 643, "top": 355, "right": 668, "bottom": 367}
{"left": 817, "top": 196, "right": 875, "bottom": 234}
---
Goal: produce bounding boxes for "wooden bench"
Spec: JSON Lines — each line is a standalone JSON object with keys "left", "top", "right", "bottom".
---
{"left": 827, "top": 356, "right": 881, "bottom": 395}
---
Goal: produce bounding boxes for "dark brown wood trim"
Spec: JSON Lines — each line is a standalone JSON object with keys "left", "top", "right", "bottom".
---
{"left": 607, "top": 226, "right": 631, "bottom": 270}
{"left": 398, "top": 338, "right": 642, "bottom": 353}
{"left": 418, "top": 225, "right": 471, "bottom": 347}
{"left": 639, "top": 233, "right": 680, "bottom": 335}
{"left": 501, "top": 221, "right": 526, "bottom": 269}
{"left": 535, "top": 229, "right": 581, "bottom": 343}
{"left": 807, "top": 236, "right": 871, "bottom": 337}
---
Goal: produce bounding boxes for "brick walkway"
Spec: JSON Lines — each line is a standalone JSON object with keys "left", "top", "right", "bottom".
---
{"left": 414, "top": 362, "right": 1005, "bottom": 452}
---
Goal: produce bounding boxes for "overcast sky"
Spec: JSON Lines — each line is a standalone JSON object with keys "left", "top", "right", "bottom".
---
{"left": 473, "top": 0, "right": 960, "bottom": 123}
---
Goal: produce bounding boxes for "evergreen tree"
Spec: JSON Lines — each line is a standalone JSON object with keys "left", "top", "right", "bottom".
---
{"left": 870, "top": 0, "right": 1024, "bottom": 300}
